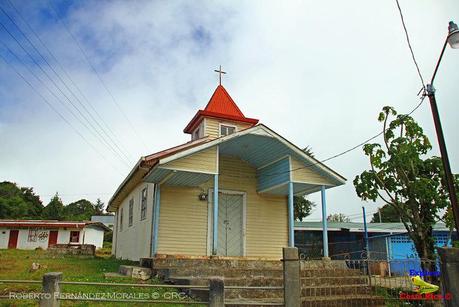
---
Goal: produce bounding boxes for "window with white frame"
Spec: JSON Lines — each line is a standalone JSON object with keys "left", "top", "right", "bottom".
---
{"left": 128, "top": 199, "right": 134, "bottom": 227}
{"left": 140, "top": 187, "right": 147, "bottom": 220}
{"left": 70, "top": 231, "right": 80, "bottom": 243}
{"left": 220, "top": 125, "right": 236, "bottom": 136}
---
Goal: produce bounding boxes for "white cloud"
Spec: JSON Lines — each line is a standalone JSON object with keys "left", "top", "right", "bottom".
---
{"left": 0, "top": 0, "right": 458, "bottom": 220}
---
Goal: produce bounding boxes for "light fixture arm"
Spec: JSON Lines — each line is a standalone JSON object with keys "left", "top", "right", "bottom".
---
{"left": 426, "top": 21, "right": 459, "bottom": 238}
{"left": 429, "top": 38, "right": 448, "bottom": 86}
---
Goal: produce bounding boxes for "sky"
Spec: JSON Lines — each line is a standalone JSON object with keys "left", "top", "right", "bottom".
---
{"left": 0, "top": 0, "right": 458, "bottom": 222}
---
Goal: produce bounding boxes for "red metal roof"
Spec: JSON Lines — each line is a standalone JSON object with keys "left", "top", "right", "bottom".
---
{"left": 184, "top": 85, "right": 259, "bottom": 133}
{"left": 143, "top": 137, "right": 212, "bottom": 167}
{"left": 0, "top": 220, "right": 105, "bottom": 229}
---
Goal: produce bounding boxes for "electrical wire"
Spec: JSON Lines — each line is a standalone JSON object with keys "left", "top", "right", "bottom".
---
{"left": 0, "top": 52, "right": 124, "bottom": 176}
{"left": 395, "top": 0, "right": 426, "bottom": 91}
{"left": 0, "top": 18, "right": 131, "bottom": 168}
{"left": 46, "top": 0, "right": 150, "bottom": 151}
{"left": 3, "top": 0, "right": 135, "bottom": 162}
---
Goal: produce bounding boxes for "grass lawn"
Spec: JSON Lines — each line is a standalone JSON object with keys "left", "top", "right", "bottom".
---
{"left": 0, "top": 249, "right": 202, "bottom": 306}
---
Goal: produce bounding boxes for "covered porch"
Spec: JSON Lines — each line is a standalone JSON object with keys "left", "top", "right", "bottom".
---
{"left": 144, "top": 126, "right": 345, "bottom": 258}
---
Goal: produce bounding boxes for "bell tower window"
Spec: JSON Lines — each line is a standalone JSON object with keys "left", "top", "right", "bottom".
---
{"left": 220, "top": 124, "right": 236, "bottom": 137}
{"left": 193, "top": 128, "right": 200, "bottom": 140}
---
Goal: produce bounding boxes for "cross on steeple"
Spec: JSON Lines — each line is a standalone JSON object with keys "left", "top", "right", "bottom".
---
{"left": 214, "top": 65, "right": 226, "bottom": 85}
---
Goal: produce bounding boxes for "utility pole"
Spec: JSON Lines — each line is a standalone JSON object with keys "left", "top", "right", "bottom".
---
{"left": 362, "top": 207, "right": 369, "bottom": 255}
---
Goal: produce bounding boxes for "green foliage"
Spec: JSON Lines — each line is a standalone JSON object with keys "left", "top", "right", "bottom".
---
{"left": 371, "top": 205, "right": 400, "bottom": 223}
{"left": 42, "top": 193, "right": 65, "bottom": 220}
{"left": 354, "top": 106, "right": 451, "bottom": 261}
{"left": 0, "top": 181, "right": 108, "bottom": 221}
{"left": 294, "top": 196, "right": 316, "bottom": 221}
{"left": 0, "top": 181, "right": 43, "bottom": 219}
{"left": 95, "top": 198, "right": 105, "bottom": 215}
{"left": 327, "top": 213, "right": 351, "bottom": 222}
{"left": 104, "top": 230, "right": 113, "bottom": 243}
{"left": 63, "top": 199, "right": 96, "bottom": 221}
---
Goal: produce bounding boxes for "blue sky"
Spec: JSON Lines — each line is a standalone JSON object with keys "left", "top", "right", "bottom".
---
{"left": 1, "top": 0, "right": 458, "bottom": 221}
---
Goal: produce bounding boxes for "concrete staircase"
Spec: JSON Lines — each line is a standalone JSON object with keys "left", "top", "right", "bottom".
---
{"left": 140, "top": 256, "right": 386, "bottom": 306}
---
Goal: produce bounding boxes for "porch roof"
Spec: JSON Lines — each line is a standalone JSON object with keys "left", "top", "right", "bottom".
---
{"left": 144, "top": 124, "right": 346, "bottom": 194}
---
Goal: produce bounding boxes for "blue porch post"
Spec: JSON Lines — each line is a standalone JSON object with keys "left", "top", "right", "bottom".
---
{"left": 321, "top": 186, "right": 329, "bottom": 258}
{"left": 212, "top": 174, "right": 219, "bottom": 255}
{"left": 288, "top": 181, "right": 294, "bottom": 247}
{"left": 152, "top": 184, "right": 161, "bottom": 256}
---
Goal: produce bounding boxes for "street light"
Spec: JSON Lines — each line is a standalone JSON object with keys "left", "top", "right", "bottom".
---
{"left": 426, "top": 21, "right": 459, "bottom": 236}
{"left": 447, "top": 21, "right": 459, "bottom": 49}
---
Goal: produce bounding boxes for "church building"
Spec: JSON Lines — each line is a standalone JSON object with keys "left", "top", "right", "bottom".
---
{"left": 108, "top": 73, "right": 345, "bottom": 261}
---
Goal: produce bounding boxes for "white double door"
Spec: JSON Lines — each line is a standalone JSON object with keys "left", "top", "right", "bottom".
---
{"left": 211, "top": 192, "right": 244, "bottom": 256}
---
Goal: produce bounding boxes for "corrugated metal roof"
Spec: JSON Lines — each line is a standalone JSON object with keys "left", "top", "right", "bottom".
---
{"left": 204, "top": 85, "right": 245, "bottom": 117}
{"left": 294, "top": 221, "right": 451, "bottom": 232}
{"left": 0, "top": 219, "right": 110, "bottom": 231}
{"left": 183, "top": 85, "right": 258, "bottom": 133}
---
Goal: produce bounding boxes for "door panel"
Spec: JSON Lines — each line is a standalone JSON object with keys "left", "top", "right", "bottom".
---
{"left": 217, "top": 193, "right": 243, "bottom": 256}
{"left": 48, "top": 231, "right": 58, "bottom": 247}
{"left": 8, "top": 230, "right": 19, "bottom": 249}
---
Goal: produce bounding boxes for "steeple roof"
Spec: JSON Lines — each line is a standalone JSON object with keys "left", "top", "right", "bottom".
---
{"left": 203, "top": 85, "right": 244, "bottom": 117}
{"left": 184, "top": 85, "right": 259, "bottom": 134}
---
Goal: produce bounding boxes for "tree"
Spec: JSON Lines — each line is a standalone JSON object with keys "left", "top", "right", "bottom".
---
{"left": 94, "top": 198, "right": 105, "bottom": 215}
{"left": 0, "top": 181, "right": 43, "bottom": 219}
{"left": 327, "top": 213, "right": 351, "bottom": 222}
{"left": 294, "top": 196, "right": 316, "bottom": 221}
{"left": 42, "top": 193, "right": 64, "bottom": 220}
{"left": 354, "top": 106, "right": 450, "bottom": 266}
{"left": 371, "top": 205, "right": 400, "bottom": 223}
{"left": 63, "top": 199, "right": 96, "bottom": 221}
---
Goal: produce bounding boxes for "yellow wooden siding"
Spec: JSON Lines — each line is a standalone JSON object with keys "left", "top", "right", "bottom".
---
{"left": 204, "top": 118, "right": 253, "bottom": 139}
{"left": 161, "top": 146, "right": 217, "bottom": 173}
{"left": 202, "top": 155, "right": 288, "bottom": 259}
{"left": 291, "top": 156, "right": 333, "bottom": 185}
{"left": 157, "top": 186, "right": 208, "bottom": 255}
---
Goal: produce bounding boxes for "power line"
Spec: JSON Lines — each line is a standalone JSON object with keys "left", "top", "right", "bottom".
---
{"left": 0, "top": 52, "right": 124, "bottom": 176}
{"left": 46, "top": 0, "right": 150, "bottom": 151}
{"left": 258, "top": 95, "right": 427, "bottom": 179}
{"left": 4, "top": 0, "right": 135, "bottom": 162}
{"left": 0, "top": 17, "right": 131, "bottom": 168}
{"left": 0, "top": 6, "right": 132, "bottom": 166}
{"left": 395, "top": 0, "right": 426, "bottom": 91}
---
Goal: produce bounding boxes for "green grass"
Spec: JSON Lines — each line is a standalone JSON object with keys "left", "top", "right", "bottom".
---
{"left": 0, "top": 249, "right": 203, "bottom": 306}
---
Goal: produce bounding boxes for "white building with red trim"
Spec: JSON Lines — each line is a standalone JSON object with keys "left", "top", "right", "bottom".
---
{"left": 0, "top": 220, "right": 109, "bottom": 250}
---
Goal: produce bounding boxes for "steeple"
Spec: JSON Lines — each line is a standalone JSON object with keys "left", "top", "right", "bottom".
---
{"left": 184, "top": 85, "right": 259, "bottom": 140}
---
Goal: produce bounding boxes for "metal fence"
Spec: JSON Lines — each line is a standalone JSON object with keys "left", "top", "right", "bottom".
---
{"left": 0, "top": 249, "right": 452, "bottom": 306}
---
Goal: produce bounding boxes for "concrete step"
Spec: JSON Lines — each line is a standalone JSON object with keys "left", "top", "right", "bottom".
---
{"left": 168, "top": 276, "right": 284, "bottom": 287}
{"left": 301, "top": 275, "right": 368, "bottom": 286}
{"left": 225, "top": 297, "right": 283, "bottom": 306}
{"left": 302, "top": 294, "right": 386, "bottom": 307}
{"left": 302, "top": 284, "right": 372, "bottom": 296}
{"left": 188, "top": 288, "right": 283, "bottom": 301}
{"left": 159, "top": 267, "right": 284, "bottom": 279}
{"left": 118, "top": 265, "right": 152, "bottom": 280}
{"left": 150, "top": 256, "right": 283, "bottom": 270}
{"left": 156, "top": 267, "right": 362, "bottom": 280}
{"left": 301, "top": 268, "right": 362, "bottom": 277}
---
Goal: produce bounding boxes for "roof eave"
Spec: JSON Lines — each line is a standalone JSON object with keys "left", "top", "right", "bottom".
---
{"left": 107, "top": 157, "right": 146, "bottom": 212}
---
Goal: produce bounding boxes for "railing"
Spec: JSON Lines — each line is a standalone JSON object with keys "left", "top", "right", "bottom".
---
{"left": 2, "top": 247, "right": 455, "bottom": 306}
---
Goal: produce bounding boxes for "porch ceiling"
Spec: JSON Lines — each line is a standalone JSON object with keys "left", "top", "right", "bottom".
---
{"left": 261, "top": 182, "right": 330, "bottom": 196}
{"left": 219, "top": 134, "right": 294, "bottom": 168}
{"left": 144, "top": 167, "right": 212, "bottom": 187}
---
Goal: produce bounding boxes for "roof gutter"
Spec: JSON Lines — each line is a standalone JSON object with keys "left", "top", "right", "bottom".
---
{"left": 107, "top": 157, "right": 146, "bottom": 212}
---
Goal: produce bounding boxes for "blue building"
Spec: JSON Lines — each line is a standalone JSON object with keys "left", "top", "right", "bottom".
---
{"left": 295, "top": 221, "right": 455, "bottom": 275}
